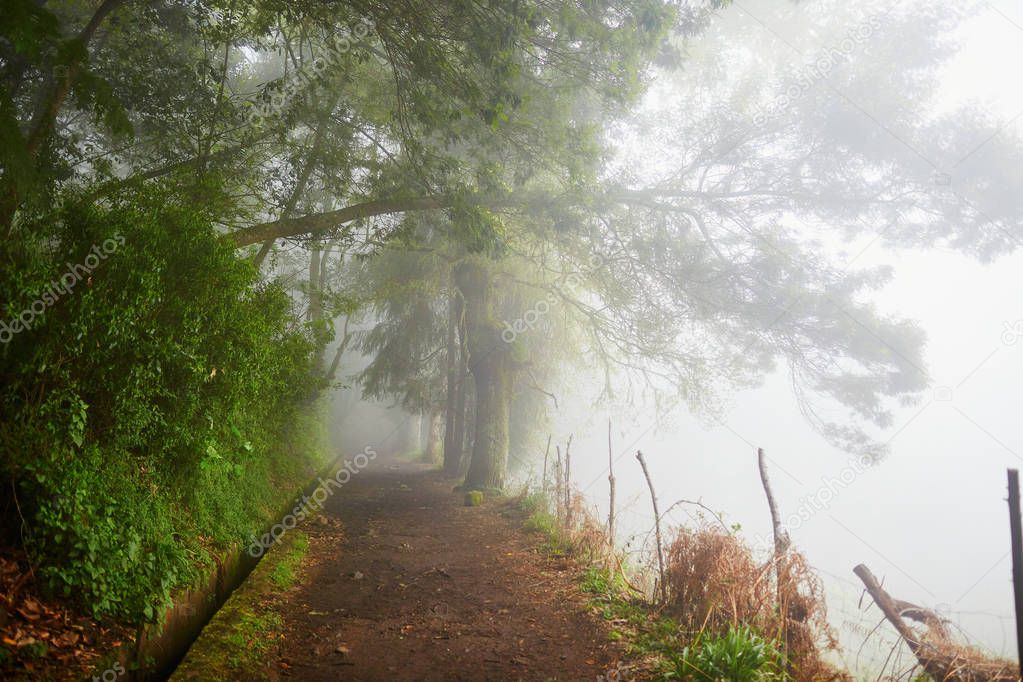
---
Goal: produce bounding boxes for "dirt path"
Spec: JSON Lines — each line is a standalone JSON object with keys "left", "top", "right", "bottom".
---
{"left": 272, "top": 456, "right": 624, "bottom": 681}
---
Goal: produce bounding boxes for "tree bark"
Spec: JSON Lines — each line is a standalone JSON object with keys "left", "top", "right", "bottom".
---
{"left": 229, "top": 196, "right": 457, "bottom": 247}
{"left": 422, "top": 411, "right": 444, "bottom": 464}
{"left": 442, "top": 285, "right": 463, "bottom": 475}
{"left": 463, "top": 350, "right": 511, "bottom": 489}
{"left": 459, "top": 373, "right": 474, "bottom": 474}
{"left": 454, "top": 309, "right": 470, "bottom": 472}
{"left": 853, "top": 564, "right": 1019, "bottom": 681}
{"left": 454, "top": 258, "right": 514, "bottom": 490}
{"left": 323, "top": 321, "right": 350, "bottom": 383}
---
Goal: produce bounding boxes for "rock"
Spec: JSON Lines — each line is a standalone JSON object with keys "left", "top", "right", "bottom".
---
{"left": 463, "top": 491, "right": 483, "bottom": 507}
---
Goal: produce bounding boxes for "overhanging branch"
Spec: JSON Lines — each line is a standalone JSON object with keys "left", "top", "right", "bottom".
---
{"left": 228, "top": 195, "right": 456, "bottom": 247}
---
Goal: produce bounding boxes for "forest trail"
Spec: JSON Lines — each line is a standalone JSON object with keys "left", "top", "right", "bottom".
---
{"left": 270, "top": 455, "right": 623, "bottom": 681}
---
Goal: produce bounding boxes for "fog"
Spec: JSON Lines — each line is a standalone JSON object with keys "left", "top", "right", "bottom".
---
{"left": 7, "top": 0, "right": 1021, "bottom": 677}
{"left": 493, "top": 0, "right": 1023, "bottom": 673}
{"left": 319, "top": 2, "right": 1023, "bottom": 672}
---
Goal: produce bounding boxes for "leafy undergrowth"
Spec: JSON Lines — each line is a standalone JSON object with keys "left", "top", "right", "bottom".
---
{"left": 0, "top": 195, "right": 331, "bottom": 677}
{"left": 0, "top": 552, "right": 132, "bottom": 681}
{"left": 171, "top": 530, "right": 310, "bottom": 681}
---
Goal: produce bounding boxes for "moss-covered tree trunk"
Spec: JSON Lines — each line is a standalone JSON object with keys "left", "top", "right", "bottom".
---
{"left": 443, "top": 286, "right": 464, "bottom": 475}
{"left": 453, "top": 314, "right": 470, "bottom": 471}
{"left": 464, "top": 349, "right": 511, "bottom": 489}
{"left": 454, "top": 258, "right": 514, "bottom": 490}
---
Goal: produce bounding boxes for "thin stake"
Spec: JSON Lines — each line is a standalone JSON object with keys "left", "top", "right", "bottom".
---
{"left": 541, "top": 434, "right": 551, "bottom": 497}
{"left": 758, "top": 447, "right": 791, "bottom": 672}
{"left": 1008, "top": 469, "right": 1023, "bottom": 679}
{"left": 555, "top": 445, "right": 563, "bottom": 521}
{"left": 607, "top": 419, "right": 616, "bottom": 545}
{"left": 636, "top": 450, "right": 666, "bottom": 604}
{"left": 564, "top": 435, "right": 573, "bottom": 528}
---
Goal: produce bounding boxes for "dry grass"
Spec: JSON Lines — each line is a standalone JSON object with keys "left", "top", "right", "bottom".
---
{"left": 561, "top": 494, "right": 613, "bottom": 559}
{"left": 662, "top": 524, "right": 850, "bottom": 681}
{"left": 886, "top": 618, "right": 1021, "bottom": 681}
{"left": 915, "top": 639, "right": 1019, "bottom": 681}
{"left": 529, "top": 483, "right": 853, "bottom": 680}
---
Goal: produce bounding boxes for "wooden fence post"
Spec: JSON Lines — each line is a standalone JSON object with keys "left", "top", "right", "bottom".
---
{"left": 564, "top": 435, "right": 573, "bottom": 529}
{"left": 541, "top": 434, "right": 551, "bottom": 498}
{"left": 607, "top": 420, "right": 616, "bottom": 545}
{"left": 636, "top": 450, "right": 666, "bottom": 604}
{"left": 1007, "top": 469, "right": 1023, "bottom": 680}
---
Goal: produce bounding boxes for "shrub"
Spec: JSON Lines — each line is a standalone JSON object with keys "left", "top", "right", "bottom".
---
{"left": 0, "top": 192, "right": 326, "bottom": 623}
{"left": 675, "top": 624, "right": 786, "bottom": 681}
{"left": 662, "top": 525, "right": 849, "bottom": 681}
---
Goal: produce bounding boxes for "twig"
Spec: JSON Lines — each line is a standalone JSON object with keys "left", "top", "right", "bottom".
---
{"left": 657, "top": 498, "right": 730, "bottom": 533}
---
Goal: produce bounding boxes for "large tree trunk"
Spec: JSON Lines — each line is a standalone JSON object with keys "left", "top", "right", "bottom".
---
{"left": 443, "top": 286, "right": 463, "bottom": 475}
{"left": 463, "top": 350, "right": 511, "bottom": 489}
{"left": 454, "top": 259, "right": 514, "bottom": 490}
{"left": 422, "top": 411, "right": 444, "bottom": 464}
{"left": 453, "top": 311, "right": 470, "bottom": 472}
{"left": 460, "top": 379, "right": 475, "bottom": 474}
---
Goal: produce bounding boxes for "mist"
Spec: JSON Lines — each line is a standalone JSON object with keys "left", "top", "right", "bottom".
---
{"left": 1, "top": 0, "right": 1021, "bottom": 679}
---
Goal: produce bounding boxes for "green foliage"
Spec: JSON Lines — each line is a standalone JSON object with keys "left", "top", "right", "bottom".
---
{"left": 520, "top": 494, "right": 569, "bottom": 556}
{"left": 673, "top": 625, "right": 787, "bottom": 681}
{"left": 269, "top": 532, "right": 309, "bottom": 590}
{"left": 0, "top": 192, "right": 325, "bottom": 623}
{"left": 574, "top": 545, "right": 787, "bottom": 681}
{"left": 224, "top": 611, "right": 283, "bottom": 671}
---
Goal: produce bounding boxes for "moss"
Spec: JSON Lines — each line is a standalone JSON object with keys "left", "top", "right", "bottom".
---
{"left": 269, "top": 533, "right": 309, "bottom": 589}
{"left": 464, "top": 490, "right": 484, "bottom": 506}
{"left": 171, "top": 530, "right": 310, "bottom": 681}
